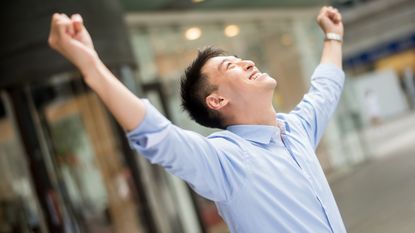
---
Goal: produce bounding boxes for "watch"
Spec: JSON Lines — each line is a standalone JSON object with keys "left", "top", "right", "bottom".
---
{"left": 325, "top": 32, "right": 343, "bottom": 42}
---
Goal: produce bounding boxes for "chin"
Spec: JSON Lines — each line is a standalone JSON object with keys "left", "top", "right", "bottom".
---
{"left": 263, "top": 73, "right": 277, "bottom": 84}
{"left": 266, "top": 77, "right": 277, "bottom": 89}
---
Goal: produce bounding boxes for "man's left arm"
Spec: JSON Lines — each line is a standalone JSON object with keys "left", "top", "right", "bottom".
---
{"left": 319, "top": 6, "right": 343, "bottom": 69}
{"left": 290, "top": 6, "right": 344, "bottom": 148}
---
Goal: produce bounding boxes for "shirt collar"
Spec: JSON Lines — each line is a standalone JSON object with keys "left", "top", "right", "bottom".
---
{"left": 226, "top": 124, "right": 280, "bottom": 144}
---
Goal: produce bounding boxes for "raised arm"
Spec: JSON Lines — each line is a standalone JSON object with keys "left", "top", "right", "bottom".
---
{"left": 48, "top": 13, "right": 145, "bottom": 131}
{"left": 317, "top": 6, "right": 343, "bottom": 69}
{"left": 289, "top": 7, "right": 345, "bottom": 148}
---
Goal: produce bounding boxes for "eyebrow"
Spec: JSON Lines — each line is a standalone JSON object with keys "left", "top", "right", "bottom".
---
{"left": 218, "top": 58, "right": 230, "bottom": 71}
{"left": 217, "top": 55, "right": 240, "bottom": 71}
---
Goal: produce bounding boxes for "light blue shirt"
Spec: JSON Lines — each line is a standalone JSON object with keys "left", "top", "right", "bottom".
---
{"left": 127, "top": 64, "right": 347, "bottom": 233}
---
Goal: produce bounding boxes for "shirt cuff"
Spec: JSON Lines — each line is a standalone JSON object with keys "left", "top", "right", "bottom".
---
{"left": 126, "top": 99, "right": 171, "bottom": 150}
{"left": 311, "top": 63, "right": 345, "bottom": 86}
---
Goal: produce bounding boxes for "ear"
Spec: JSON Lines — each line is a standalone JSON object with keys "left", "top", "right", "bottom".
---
{"left": 206, "top": 93, "right": 229, "bottom": 111}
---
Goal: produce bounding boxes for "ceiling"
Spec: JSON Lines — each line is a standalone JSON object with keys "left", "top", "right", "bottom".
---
{"left": 120, "top": 0, "right": 327, "bottom": 12}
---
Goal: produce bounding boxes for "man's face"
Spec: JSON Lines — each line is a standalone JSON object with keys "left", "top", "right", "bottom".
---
{"left": 202, "top": 55, "right": 277, "bottom": 111}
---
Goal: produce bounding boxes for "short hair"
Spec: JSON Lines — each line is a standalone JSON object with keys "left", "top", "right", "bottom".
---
{"left": 181, "top": 47, "right": 226, "bottom": 129}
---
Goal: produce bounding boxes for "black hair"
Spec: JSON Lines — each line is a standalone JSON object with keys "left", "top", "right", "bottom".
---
{"left": 180, "top": 47, "right": 226, "bottom": 129}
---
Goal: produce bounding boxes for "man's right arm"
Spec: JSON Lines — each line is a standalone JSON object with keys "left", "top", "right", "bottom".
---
{"left": 81, "top": 57, "right": 146, "bottom": 131}
{"left": 48, "top": 13, "right": 145, "bottom": 131}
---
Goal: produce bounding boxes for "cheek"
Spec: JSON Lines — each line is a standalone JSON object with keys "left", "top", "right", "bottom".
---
{"left": 218, "top": 81, "right": 245, "bottom": 99}
{"left": 228, "top": 82, "right": 255, "bottom": 101}
{"left": 219, "top": 72, "right": 253, "bottom": 97}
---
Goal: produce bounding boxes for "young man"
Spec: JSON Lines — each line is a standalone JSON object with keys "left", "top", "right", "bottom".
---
{"left": 49, "top": 6, "right": 346, "bottom": 233}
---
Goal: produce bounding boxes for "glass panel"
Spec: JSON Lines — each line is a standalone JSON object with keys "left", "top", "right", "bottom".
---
{"left": 0, "top": 95, "right": 45, "bottom": 233}
{"left": 138, "top": 86, "right": 194, "bottom": 233}
{"left": 30, "top": 75, "right": 147, "bottom": 233}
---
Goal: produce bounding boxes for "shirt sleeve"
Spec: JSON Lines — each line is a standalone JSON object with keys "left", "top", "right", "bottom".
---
{"left": 126, "top": 99, "right": 244, "bottom": 202}
{"left": 289, "top": 63, "right": 345, "bottom": 149}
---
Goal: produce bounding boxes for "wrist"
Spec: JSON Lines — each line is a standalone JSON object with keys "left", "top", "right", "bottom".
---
{"left": 323, "top": 40, "right": 342, "bottom": 47}
{"left": 77, "top": 50, "right": 100, "bottom": 73}
{"left": 80, "top": 56, "right": 107, "bottom": 87}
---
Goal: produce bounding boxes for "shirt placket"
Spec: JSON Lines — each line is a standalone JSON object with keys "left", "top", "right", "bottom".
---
{"left": 277, "top": 121, "right": 302, "bottom": 169}
{"left": 278, "top": 120, "right": 335, "bottom": 233}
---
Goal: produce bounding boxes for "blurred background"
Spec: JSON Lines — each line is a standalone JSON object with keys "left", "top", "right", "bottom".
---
{"left": 1, "top": 0, "right": 414, "bottom": 232}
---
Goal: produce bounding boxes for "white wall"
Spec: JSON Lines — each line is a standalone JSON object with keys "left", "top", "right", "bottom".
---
{"left": 352, "top": 69, "right": 409, "bottom": 125}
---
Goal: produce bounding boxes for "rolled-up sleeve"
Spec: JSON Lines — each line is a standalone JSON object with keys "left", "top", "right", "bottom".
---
{"left": 127, "top": 99, "right": 243, "bottom": 202}
{"left": 289, "top": 63, "right": 345, "bottom": 149}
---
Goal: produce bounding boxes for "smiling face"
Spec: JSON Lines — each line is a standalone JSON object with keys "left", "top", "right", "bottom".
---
{"left": 201, "top": 55, "right": 277, "bottom": 118}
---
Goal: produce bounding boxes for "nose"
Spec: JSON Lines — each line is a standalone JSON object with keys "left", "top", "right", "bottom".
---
{"left": 240, "top": 59, "right": 255, "bottom": 71}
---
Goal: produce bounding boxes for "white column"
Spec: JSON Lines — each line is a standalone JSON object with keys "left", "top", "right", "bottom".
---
{"left": 167, "top": 175, "right": 202, "bottom": 233}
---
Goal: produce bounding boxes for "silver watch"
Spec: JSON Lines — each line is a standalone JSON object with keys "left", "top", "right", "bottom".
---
{"left": 325, "top": 32, "right": 343, "bottom": 42}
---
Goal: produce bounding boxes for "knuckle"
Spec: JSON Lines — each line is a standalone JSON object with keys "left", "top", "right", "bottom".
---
{"left": 56, "top": 21, "right": 66, "bottom": 26}
{"left": 48, "top": 39, "right": 57, "bottom": 49}
{"left": 48, "top": 37, "right": 56, "bottom": 46}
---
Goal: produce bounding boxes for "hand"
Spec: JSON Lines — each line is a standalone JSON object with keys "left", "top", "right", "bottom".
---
{"left": 48, "top": 13, "right": 98, "bottom": 72}
{"left": 316, "top": 6, "right": 344, "bottom": 37}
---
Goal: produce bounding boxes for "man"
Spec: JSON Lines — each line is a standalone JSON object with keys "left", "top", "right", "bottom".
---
{"left": 49, "top": 6, "right": 346, "bottom": 233}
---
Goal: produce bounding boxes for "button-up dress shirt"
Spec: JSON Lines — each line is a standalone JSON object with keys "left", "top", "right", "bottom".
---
{"left": 127, "top": 63, "right": 347, "bottom": 233}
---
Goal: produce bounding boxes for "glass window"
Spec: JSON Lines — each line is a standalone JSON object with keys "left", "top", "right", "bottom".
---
{"left": 29, "top": 74, "right": 148, "bottom": 233}
{"left": 0, "top": 93, "right": 45, "bottom": 233}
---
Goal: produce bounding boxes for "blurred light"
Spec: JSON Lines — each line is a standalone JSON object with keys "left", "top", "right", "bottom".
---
{"left": 192, "top": 0, "right": 205, "bottom": 2}
{"left": 280, "top": 34, "right": 293, "bottom": 46}
{"left": 224, "top": 24, "right": 240, "bottom": 37}
{"left": 185, "top": 27, "right": 202, "bottom": 40}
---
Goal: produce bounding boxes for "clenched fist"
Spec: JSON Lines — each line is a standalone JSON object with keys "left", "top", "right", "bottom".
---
{"left": 48, "top": 13, "right": 98, "bottom": 72}
{"left": 316, "top": 6, "right": 344, "bottom": 37}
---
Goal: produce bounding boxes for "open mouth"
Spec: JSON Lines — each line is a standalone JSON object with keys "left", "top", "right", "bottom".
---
{"left": 249, "top": 71, "right": 262, "bottom": 80}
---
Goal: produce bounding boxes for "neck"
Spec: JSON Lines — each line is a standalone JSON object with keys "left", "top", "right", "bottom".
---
{"left": 225, "top": 103, "right": 277, "bottom": 127}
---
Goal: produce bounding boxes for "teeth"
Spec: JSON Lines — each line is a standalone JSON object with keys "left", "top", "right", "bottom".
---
{"left": 249, "top": 72, "right": 262, "bottom": 80}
